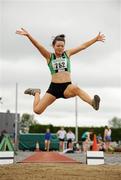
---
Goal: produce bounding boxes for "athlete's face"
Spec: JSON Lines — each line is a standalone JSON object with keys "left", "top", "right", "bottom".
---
{"left": 53, "top": 41, "right": 65, "bottom": 56}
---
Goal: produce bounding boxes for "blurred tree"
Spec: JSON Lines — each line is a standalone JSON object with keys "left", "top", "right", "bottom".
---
{"left": 109, "top": 117, "right": 121, "bottom": 128}
{"left": 19, "top": 113, "right": 37, "bottom": 133}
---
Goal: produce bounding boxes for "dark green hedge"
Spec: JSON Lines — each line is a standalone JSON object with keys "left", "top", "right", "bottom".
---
{"left": 29, "top": 124, "right": 121, "bottom": 142}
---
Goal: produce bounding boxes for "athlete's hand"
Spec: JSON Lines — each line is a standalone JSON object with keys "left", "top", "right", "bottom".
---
{"left": 96, "top": 32, "right": 105, "bottom": 42}
{"left": 16, "top": 28, "right": 29, "bottom": 36}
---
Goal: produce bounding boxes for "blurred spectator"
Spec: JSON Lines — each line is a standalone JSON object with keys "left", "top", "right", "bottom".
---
{"left": 45, "top": 128, "right": 51, "bottom": 152}
{"left": 81, "top": 128, "right": 94, "bottom": 152}
{"left": 104, "top": 126, "right": 112, "bottom": 150}
{"left": 57, "top": 127, "right": 66, "bottom": 151}
{"left": 97, "top": 133, "right": 103, "bottom": 143}
{"left": 66, "top": 129, "right": 75, "bottom": 149}
{"left": 96, "top": 133, "right": 105, "bottom": 151}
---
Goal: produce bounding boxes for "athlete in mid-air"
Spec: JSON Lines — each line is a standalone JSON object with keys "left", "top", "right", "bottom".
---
{"left": 16, "top": 28, "right": 105, "bottom": 115}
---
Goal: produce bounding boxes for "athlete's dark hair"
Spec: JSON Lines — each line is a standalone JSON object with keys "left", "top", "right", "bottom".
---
{"left": 52, "top": 34, "right": 65, "bottom": 46}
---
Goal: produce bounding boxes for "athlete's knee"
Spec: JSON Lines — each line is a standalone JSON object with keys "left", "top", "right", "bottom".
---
{"left": 33, "top": 109, "right": 42, "bottom": 115}
{"left": 33, "top": 106, "right": 45, "bottom": 115}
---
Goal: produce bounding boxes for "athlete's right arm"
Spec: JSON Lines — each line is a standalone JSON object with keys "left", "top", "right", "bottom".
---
{"left": 16, "top": 28, "right": 51, "bottom": 62}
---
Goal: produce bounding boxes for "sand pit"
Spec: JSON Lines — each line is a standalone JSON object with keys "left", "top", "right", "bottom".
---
{"left": 0, "top": 163, "right": 121, "bottom": 180}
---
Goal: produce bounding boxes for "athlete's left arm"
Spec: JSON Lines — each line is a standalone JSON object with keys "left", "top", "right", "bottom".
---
{"left": 66, "top": 32, "right": 105, "bottom": 57}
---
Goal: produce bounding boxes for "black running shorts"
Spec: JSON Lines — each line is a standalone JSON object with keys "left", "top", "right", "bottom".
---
{"left": 46, "top": 82, "right": 72, "bottom": 99}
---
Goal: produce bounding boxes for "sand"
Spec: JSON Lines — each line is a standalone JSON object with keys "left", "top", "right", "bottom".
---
{"left": 0, "top": 163, "right": 121, "bottom": 180}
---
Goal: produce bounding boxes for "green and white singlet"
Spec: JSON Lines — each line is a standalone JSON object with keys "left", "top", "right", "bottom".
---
{"left": 48, "top": 52, "right": 71, "bottom": 75}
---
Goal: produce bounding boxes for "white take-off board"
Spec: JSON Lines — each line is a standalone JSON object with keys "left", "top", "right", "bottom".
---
{"left": 86, "top": 151, "right": 104, "bottom": 165}
{"left": 0, "top": 151, "right": 14, "bottom": 165}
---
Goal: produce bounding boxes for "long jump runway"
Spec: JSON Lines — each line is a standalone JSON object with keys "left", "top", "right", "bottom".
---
{"left": 21, "top": 152, "right": 79, "bottom": 163}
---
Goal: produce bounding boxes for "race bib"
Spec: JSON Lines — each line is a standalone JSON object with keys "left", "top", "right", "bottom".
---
{"left": 52, "top": 57, "right": 67, "bottom": 72}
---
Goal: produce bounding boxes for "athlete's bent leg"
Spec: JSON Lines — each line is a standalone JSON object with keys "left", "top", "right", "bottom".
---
{"left": 33, "top": 93, "right": 56, "bottom": 114}
{"left": 64, "top": 84, "right": 92, "bottom": 104}
{"left": 64, "top": 84, "right": 100, "bottom": 110}
{"left": 24, "top": 88, "right": 56, "bottom": 114}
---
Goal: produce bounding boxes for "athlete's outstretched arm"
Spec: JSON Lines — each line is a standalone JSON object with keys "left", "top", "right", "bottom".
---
{"left": 66, "top": 32, "right": 105, "bottom": 57}
{"left": 16, "top": 28, "right": 51, "bottom": 61}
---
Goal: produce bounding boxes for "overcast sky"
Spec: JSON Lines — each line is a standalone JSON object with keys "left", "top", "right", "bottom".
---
{"left": 0, "top": 0, "right": 121, "bottom": 127}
